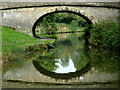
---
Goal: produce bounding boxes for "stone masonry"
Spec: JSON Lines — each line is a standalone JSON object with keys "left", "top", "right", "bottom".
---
{"left": 1, "top": 3, "right": 119, "bottom": 36}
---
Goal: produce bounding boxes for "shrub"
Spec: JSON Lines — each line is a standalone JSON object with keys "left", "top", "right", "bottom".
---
{"left": 36, "top": 12, "right": 88, "bottom": 34}
{"left": 90, "top": 20, "right": 120, "bottom": 48}
{"left": 68, "top": 20, "right": 79, "bottom": 32}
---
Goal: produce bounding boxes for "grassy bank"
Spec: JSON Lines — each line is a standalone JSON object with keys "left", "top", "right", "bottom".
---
{"left": 90, "top": 20, "right": 120, "bottom": 49}
{"left": 36, "top": 32, "right": 57, "bottom": 40}
{"left": 1, "top": 26, "right": 55, "bottom": 63}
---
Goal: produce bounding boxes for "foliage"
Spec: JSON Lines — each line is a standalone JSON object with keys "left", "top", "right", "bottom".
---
{"left": 46, "top": 41, "right": 55, "bottom": 49}
{"left": 36, "top": 12, "right": 88, "bottom": 35}
{"left": 34, "top": 51, "right": 58, "bottom": 72}
{"left": 90, "top": 47, "right": 119, "bottom": 73}
{"left": 83, "top": 25, "right": 90, "bottom": 40}
{"left": 38, "top": 14, "right": 58, "bottom": 34}
{"left": 90, "top": 20, "right": 120, "bottom": 48}
{"left": 68, "top": 20, "right": 79, "bottom": 32}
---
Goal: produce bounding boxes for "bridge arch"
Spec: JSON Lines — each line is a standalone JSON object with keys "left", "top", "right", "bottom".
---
{"left": 2, "top": 5, "right": 118, "bottom": 36}
{"left": 32, "top": 10, "right": 93, "bottom": 37}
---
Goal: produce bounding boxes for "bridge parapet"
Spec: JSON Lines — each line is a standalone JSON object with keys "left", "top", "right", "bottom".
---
{"left": 1, "top": 2, "right": 119, "bottom": 37}
{"left": 1, "top": 2, "right": 120, "bottom": 10}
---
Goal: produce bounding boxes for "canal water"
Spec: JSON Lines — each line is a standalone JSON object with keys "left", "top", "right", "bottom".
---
{"left": 2, "top": 33, "right": 119, "bottom": 88}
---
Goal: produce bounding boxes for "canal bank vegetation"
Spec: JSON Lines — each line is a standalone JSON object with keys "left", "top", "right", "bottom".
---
{"left": 35, "top": 12, "right": 88, "bottom": 37}
{"left": 36, "top": 12, "right": 120, "bottom": 49}
{"left": 1, "top": 26, "right": 55, "bottom": 65}
{"left": 89, "top": 19, "right": 120, "bottom": 73}
{"left": 90, "top": 47, "right": 119, "bottom": 73}
{"left": 36, "top": 32, "right": 57, "bottom": 40}
{"left": 35, "top": 12, "right": 120, "bottom": 49}
{"left": 90, "top": 20, "right": 120, "bottom": 49}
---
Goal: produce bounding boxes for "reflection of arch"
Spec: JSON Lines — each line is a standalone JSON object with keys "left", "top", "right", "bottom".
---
{"left": 32, "top": 30, "right": 91, "bottom": 79}
{"left": 32, "top": 60, "right": 91, "bottom": 79}
{"left": 32, "top": 11, "right": 93, "bottom": 37}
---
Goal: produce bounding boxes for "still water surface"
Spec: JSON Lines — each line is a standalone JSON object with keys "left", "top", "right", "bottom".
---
{"left": 33, "top": 33, "right": 90, "bottom": 75}
{"left": 2, "top": 33, "right": 119, "bottom": 87}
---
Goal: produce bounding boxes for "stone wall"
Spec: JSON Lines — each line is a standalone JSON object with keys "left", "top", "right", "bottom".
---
{"left": 1, "top": 2, "right": 119, "bottom": 9}
{"left": 1, "top": 5, "right": 119, "bottom": 36}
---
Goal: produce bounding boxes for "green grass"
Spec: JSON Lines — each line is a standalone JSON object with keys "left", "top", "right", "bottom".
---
{"left": 1, "top": 26, "right": 55, "bottom": 53}
{"left": 36, "top": 32, "right": 57, "bottom": 40}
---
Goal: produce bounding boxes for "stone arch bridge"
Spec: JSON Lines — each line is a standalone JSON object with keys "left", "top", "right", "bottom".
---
{"left": 1, "top": 2, "right": 119, "bottom": 36}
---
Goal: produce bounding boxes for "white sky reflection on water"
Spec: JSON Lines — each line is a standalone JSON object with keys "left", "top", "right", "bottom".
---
{"left": 54, "top": 57, "right": 76, "bottom": 73}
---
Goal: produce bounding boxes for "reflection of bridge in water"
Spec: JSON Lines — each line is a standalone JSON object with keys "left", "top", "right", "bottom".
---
{"left": 1, "top": 2, "right": 119, "bottom": 36}
{"left": 3, "top": 59, "right": 118, "bottom": 84}
{"left": 2, "top": 32, "right": 119, "bottom": 85}
{"left": 32, "top": 59, "right": 91, "bottom": 79}
{"left": 32, "top": 33, "right": 92, "bottom": 79}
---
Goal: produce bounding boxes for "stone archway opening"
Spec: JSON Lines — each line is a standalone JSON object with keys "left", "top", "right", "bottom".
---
{"left": 32, "top": 10, "right": 93, "bottom": 38}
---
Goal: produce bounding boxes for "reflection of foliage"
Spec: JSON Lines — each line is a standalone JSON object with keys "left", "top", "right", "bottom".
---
{"left": 34, "top": 51, "right": 58, "bottom": 72}
{"left": 33, "top": 33, "right": 90, "bottom": 72}
{"left": 91, "top": 47, "right": 119, "bottom": 73}
{"left": 55, "top": 33, "right": 90, "bottom": 70}
{"left": 72, "top": 51, "right": 89, "bottom": 70}
{"left": 68, "top": 33, "right": 80, "bottom": 45}
{"left": 55, "top": 34, "right": 81, "bottom": 59}
{"left": 32, "top": 33, "right": 119, "bottom": 74}
{"left": 71, "top": 44, "right": 90, "bottom": 71}
{"left": 61, "top": 57, "right": 69, "bottom": 67}
{"left": 38, "top": 58, "right": 57, "bottom": 72}
{"left": 50, "top": 34, "right": 89, "bottom": 71}
{"left": 74, "top": 38, "right": 90, "bottom": 69}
